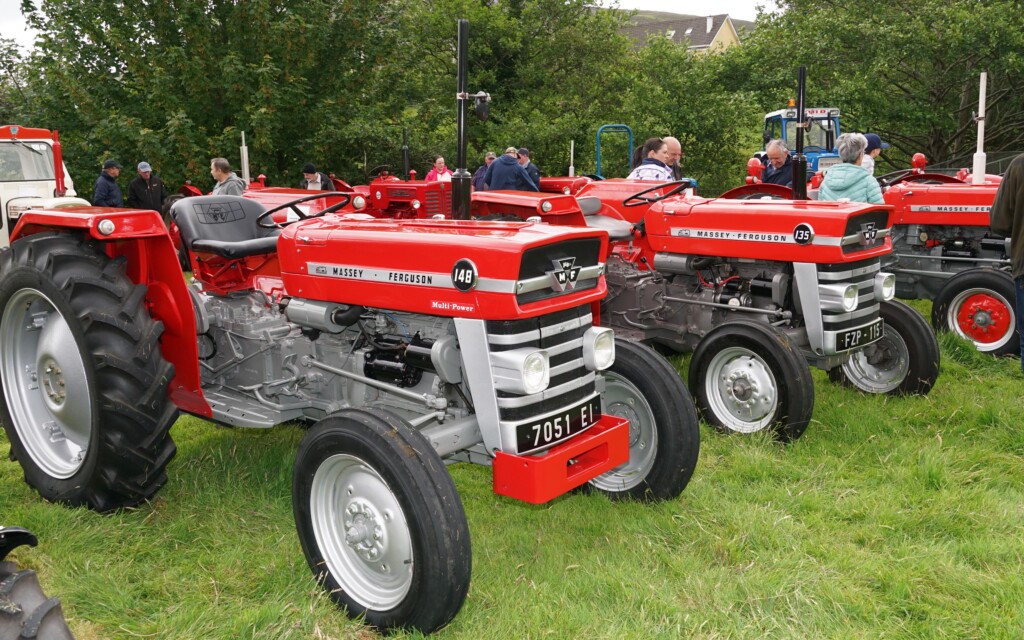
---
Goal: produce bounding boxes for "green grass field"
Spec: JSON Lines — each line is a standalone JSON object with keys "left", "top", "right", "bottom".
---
{"left": 2, "top": 304, "right": 1024, "bottom": 639}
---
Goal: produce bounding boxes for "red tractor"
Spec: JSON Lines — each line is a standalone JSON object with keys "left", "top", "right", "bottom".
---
{"left": 732, "top": 151, "right": 1014, "bottom": 356}
{"left": 0, "top": 188, "right": 699, "bottom": 633}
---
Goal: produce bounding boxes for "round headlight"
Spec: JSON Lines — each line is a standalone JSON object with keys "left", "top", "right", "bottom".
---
{"left": 842, "top": 284, "right": 859, "bottom": 312}
{"left": 97, "top": 218, "right": 116, "bottom": 236}
{"left": 540, "top": 200, "right": 553, "bottom": 213}
{"left": 875, "top": 272, "right": 896, "bottom": 301}
{"left": 522, "top": 352, "right": 550, "bottom": 395}
{"left": 411, "top": 199, "right": 421, "bottom": 210}
{"left": 352, "top": 195, "right": 367, "bottom": 210}
{"left": 562, "top": 187, "right": 571, "bottom": 195}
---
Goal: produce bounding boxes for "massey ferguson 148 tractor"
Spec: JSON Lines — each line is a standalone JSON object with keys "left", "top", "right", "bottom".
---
{"left": 0, "top": 137, "right": 699, "bottom": 638}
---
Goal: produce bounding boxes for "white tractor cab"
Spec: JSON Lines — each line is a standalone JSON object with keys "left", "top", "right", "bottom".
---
{"left": 761, "top": 104, "right": 842, "bottom": 173}
{"left": 0, "top": 125, "right": 89, "bottom": 248}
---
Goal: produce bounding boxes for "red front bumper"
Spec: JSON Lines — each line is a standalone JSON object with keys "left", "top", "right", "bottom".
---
{"left": 491, "top": 415, "right": 630, "bottom": 504}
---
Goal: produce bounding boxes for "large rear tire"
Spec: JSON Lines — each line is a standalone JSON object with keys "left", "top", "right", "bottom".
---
{"left": 0, "top": 561, "right": 74, "bottom": 639}
{"left": 292, "top": 409, "right": 471, "bottom": 634}
{"left": 830, "top": 299, "right": 939, "bottom": 395}
{"left": 932, "top": 268, "right": 1018, "bottom": 356}
{"left": 0, "top": 232, "right": 178, "bottom": 512}
{"left": 689, "top": 320, "right": 814, "bottom": 442}
{"left": 584, "top": 339, "right": 699, "bottom": 501}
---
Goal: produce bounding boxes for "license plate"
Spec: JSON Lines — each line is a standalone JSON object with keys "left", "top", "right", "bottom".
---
{"left": 836, "top": 318, "right": 884, "bottom": 352}
{"left": 516, "top": 396, "right": 602, "bottom": 454}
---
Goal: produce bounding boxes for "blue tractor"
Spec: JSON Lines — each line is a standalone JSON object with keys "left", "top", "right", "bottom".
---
{"left": 762, "top": 104, "right": 842, "bottom": 173}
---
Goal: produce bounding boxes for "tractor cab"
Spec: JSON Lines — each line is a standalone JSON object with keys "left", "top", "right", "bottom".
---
{"left": 762, "top": 106, "right": 841, "bottom": 173}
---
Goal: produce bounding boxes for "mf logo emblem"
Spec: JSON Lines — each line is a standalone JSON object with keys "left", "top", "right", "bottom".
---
{"left": 860, "top": 222, "right": 878, "bottom": 243}
{"left": 315, "top": 265, "right": 328, "bottom": 275}
{"left": 547, "top": 257, "right": 581, "bottom": 292}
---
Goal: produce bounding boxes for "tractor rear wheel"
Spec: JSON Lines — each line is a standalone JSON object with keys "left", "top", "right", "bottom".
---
{"left": 932, "top": 268, "right": 1018, "bottom": 356}
{"left": 584, "top": 339, "right": 699, "bottom": 501}
{"left": 689, "top": 320, "right": 814, "bottom": 442}
{"left": 0, "top": 561, "right": 74, "bottom": 639}
{"left": 830, "top": 299, "right": 939, "bottom": 395}
{"left": 0, "top": 232, "right": 178, "bottom": 512}
{"left": 292, "top": 409, "right": 470, "bottom": 634}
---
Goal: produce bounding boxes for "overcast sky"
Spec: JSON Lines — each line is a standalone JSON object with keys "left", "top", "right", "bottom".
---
{"left": 0, "top": 0, "right": 778, "bottom": 51}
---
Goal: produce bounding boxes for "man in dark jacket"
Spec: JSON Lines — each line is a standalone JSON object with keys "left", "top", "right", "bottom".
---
{"left": 761, "top": 139, "right": 794, "bottom": 187}
{"left": 93, "top": 159, "right": 124, "bottom": 207}
{"left": 517, "top": 148, "right": 541, "bottom": 187}
{"left": 126, "top": 161, "right": 166, "bottom": 212}
{"left": 299, "top": 163, "right": 335, "bottom": 190}
{"left": 989, "top": 153, "right": 1024, "bottom": 371}
{"left": 483, "top": 147, "right": 538, "bottom": 192}
{"left": 472, "top": 151, "right": 496, "bottom": 190}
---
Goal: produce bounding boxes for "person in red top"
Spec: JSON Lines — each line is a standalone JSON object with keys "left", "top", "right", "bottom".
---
{"left": 425, "top": 155, "right": 453, "bottom": 182}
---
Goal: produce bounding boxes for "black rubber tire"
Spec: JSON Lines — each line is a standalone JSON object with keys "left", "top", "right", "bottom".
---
{"left": 829, "top": 299, "right": 940, "bottom": 396}
{"left": 0, "top": 560, "right": 74, "bottom": 639}
{"left": 689, "top": 319, "right": 814, "bottom": 442}
{"left": 932, "top": 268, "right": 1019, "bottom": 356}
{"left": 583, "top": 339, "right": 699, "bottom": 501}
{"left": 292, "top": 408, "right": 471, "bottom": 634}
{"left": 0, "top": 232, "right": 178, "bottom": 512}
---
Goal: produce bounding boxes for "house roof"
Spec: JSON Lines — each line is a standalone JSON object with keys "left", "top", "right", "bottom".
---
{"left": 622, "top": 14, "right": 742, "bottom": 50}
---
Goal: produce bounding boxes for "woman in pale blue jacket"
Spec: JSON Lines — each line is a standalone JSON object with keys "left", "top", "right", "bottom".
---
{"left": 818, "top": 133, "right": 884, "bottom": 204}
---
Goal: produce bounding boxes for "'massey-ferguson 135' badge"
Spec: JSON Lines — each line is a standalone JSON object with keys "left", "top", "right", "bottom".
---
{"left": 547, "top": 257, "right": 581, "bottom": 292}
{"left": 451, "top": 259, "right": 478, "bottom": 292}
{"left": 793, "top": 223, "right": 814, "bottom": 245}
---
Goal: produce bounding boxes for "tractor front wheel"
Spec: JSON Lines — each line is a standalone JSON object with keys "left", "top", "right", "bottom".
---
{"left": 292, "top": 409, "right": 471, "bottom": 634}
{"left": 689, "top": 320, "right": 814, "bottom": 442}
{"left": 0, "top": 232, "right": 178, "bottom": 512}
{"left": 585, "top": 339, "right": 699, "bottom": 501}
{"left": 830, "top": 299, "right": 939, "bottom": 395}
{"left": 932, "top": 268, "right": 1018, "bottom": 356}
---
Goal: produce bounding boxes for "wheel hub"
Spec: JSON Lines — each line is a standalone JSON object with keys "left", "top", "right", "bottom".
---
{"left": 344, "top": 500, "right": 388, "bottom": 562}
{"left": 40, "top": 360, "right": 67, "bottom": 405}
{"left": 955, "top": 292, "right": 1012, "bottom": 345}
{"left": 605, "top": 396, "right": 643, "bottom": 447}
{"left": 722, "top": 364, "right": 774, "bottom": 413}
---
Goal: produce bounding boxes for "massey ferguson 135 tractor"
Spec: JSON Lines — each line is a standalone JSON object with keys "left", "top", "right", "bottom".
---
{"left": 474, "top": 180, "right": 940, "bottom": 441}
{"left": 0, "top": 187, "right": 698, "bottom": 632}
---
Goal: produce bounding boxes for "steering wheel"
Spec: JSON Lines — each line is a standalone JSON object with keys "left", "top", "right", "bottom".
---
{"left": 256, "top": 191, "right": 353, "bottom": 229}
{"left": 622, "top": 180, "right": 693, "bottom": 207}
{"left": 367, "top": 164, "right": 392, "bottom": 179}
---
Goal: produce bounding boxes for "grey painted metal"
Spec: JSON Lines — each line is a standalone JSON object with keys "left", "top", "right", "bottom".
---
{"left": 587, "top": 371, "right": 658, "bottom": 492}
{"left": 702, "top": 346, "right": 779, "bottom": 434}
{"left": 837, "top": 326, "right": 910, "bottom": 393}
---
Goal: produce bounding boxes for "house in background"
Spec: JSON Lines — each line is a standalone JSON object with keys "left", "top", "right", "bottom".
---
{"left": 622, "top": 13, "right": 754, "bottom": 53}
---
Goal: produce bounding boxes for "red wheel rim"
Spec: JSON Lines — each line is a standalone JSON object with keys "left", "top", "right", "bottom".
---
{"left": 955, "top": 292, "right": 1013, "bottom": 344}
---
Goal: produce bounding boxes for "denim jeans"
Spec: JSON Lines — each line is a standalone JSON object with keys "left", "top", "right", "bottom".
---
{"left": 1016, "top": 276, "right": 1024, "bottom": 373}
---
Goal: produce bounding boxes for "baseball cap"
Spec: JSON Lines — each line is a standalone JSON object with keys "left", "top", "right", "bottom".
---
{"left": 137, "top": 161, "right": 152, "bottom": 172}
{"left": 103, "top": 159, "right": 122, "bottom": 170}
{"left": 485, "top": 151, "right": 496, "bottom": 159}
{"left": 864, "top": 133, "right": 890, "bottom": 153}
{"left": 302, "top": 163, "right": 317, "bottom": 174}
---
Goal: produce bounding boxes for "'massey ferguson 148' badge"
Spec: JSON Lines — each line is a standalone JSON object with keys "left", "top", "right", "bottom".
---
{"left": 451, "top": 259, "right": 478, "bottom": 292}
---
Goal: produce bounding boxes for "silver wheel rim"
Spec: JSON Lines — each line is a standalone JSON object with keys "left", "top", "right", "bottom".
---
{"left": 310, "top": 453, "right": 413, "bottom": 610}
{"left": 0, "top": 288, "right": 92, "bottom": 478}
{"left": 589, "top": 373, "right": 658, "bottom": 492}
{"left": 947, "top": 287, "right": 1015, "bottom": 352}
{"left": 704, "top": 346, "right": 778, "bottom": 434}
{"left": 840, "top": 326, "right": 909, "bottom": 394}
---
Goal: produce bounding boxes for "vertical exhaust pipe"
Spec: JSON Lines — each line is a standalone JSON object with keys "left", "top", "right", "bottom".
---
{"left": 792, "top": 65, "right": 808, "bottom": 200}
{"left": 972, "top": 72, "right": 987, "bottom": 185}
{"left": 452, "top": 18, "right": 471, "bottom": 220}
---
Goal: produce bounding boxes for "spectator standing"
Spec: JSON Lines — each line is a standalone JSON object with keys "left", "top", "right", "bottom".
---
{"left": 761, "top": 139, "right": 794, "bottom": 187}
{"left": 664, "top": 136, "right": 684, "bottom": 180}
{"left": 425, "top": 156, "right": 453, "bottom": 182}
{"left": 210, "top": 157, "right": 246, "bottom": 196}
{"left": 817, "top": 133, "right": 883, "bottom": 204}
{"left": 861, "top": 133, "right": 889, "bottom": 175}
{"left": 517, "top": 148, "right": 541, "bottom": 187}
{"left": 626, "top": 137, "right": 673, "bottom": 181}
{"left": 126, "top": 161, "right": 167, "bottom": 212}
{"left": 473, "top": 151, "right": 496, "bottom": 190}
{"left": 989, "top": 153, "right": 1024, "bottom": 372}
{"left": 93, "top": 159, "right": 124, "bottom": 207}
{"left": 300, "top": 163, "right": 334, "bottom": 190}
{"left": 483, "top": 147, "right": 538, "bottom": 192}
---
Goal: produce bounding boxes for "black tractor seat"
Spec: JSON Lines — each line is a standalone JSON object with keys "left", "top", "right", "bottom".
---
{"left": 576, "top": 196, "right": 633, "bottom": 241}
{"left": 171, "top": 195, "right": 280, "bottom": 259}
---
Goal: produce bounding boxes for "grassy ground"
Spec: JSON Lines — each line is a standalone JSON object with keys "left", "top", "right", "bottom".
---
{"left": 2, "top": 303, "right": 1024, "bottom": 639}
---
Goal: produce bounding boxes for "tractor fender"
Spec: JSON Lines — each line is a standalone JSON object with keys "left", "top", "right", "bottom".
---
{"left": 718, "top": 183, "right": 794, "bottom": 200}
{"left": 10, "top": 206, "right": 210, "bottom": 418}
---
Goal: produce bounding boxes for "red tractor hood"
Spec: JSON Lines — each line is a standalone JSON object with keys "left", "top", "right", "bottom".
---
{"left": 643, "top": 196, "right": 894, "bottom": 263}
{"left": 277, "top": 216, "right": 609, "bottom": 320}
{"left": 883, "top": 181, "right": 996, "bottom": 227}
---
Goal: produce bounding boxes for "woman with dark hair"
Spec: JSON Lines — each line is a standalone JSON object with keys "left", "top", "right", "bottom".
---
{"left": 425, "top": 155, "right": 453, "bottom": 182}
{"left": 626, "top": 137, "right": 673, "bottom": 181}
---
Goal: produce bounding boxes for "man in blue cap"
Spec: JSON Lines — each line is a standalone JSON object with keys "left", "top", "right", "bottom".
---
{"left": 93, "top": 159, "right": 124, "bottom": 207}
{"left": 861, "top": 133, "right": 890, "bottom": 175}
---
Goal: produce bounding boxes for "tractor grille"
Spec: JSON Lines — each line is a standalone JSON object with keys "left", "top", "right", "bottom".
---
{"left": 841, "top": 209, "right": 890, "bottom": 255}
{"left": 817, "top": 257, "right": 882, "bottom": 332}
{"left": 515, "top": 238, "right": 603, "bottom": 305}
{"left": 423, "top": 188, "right": 451, "bottom": 218}
{"left": 486, "top": 304, "right": 597, "bottom": 422}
